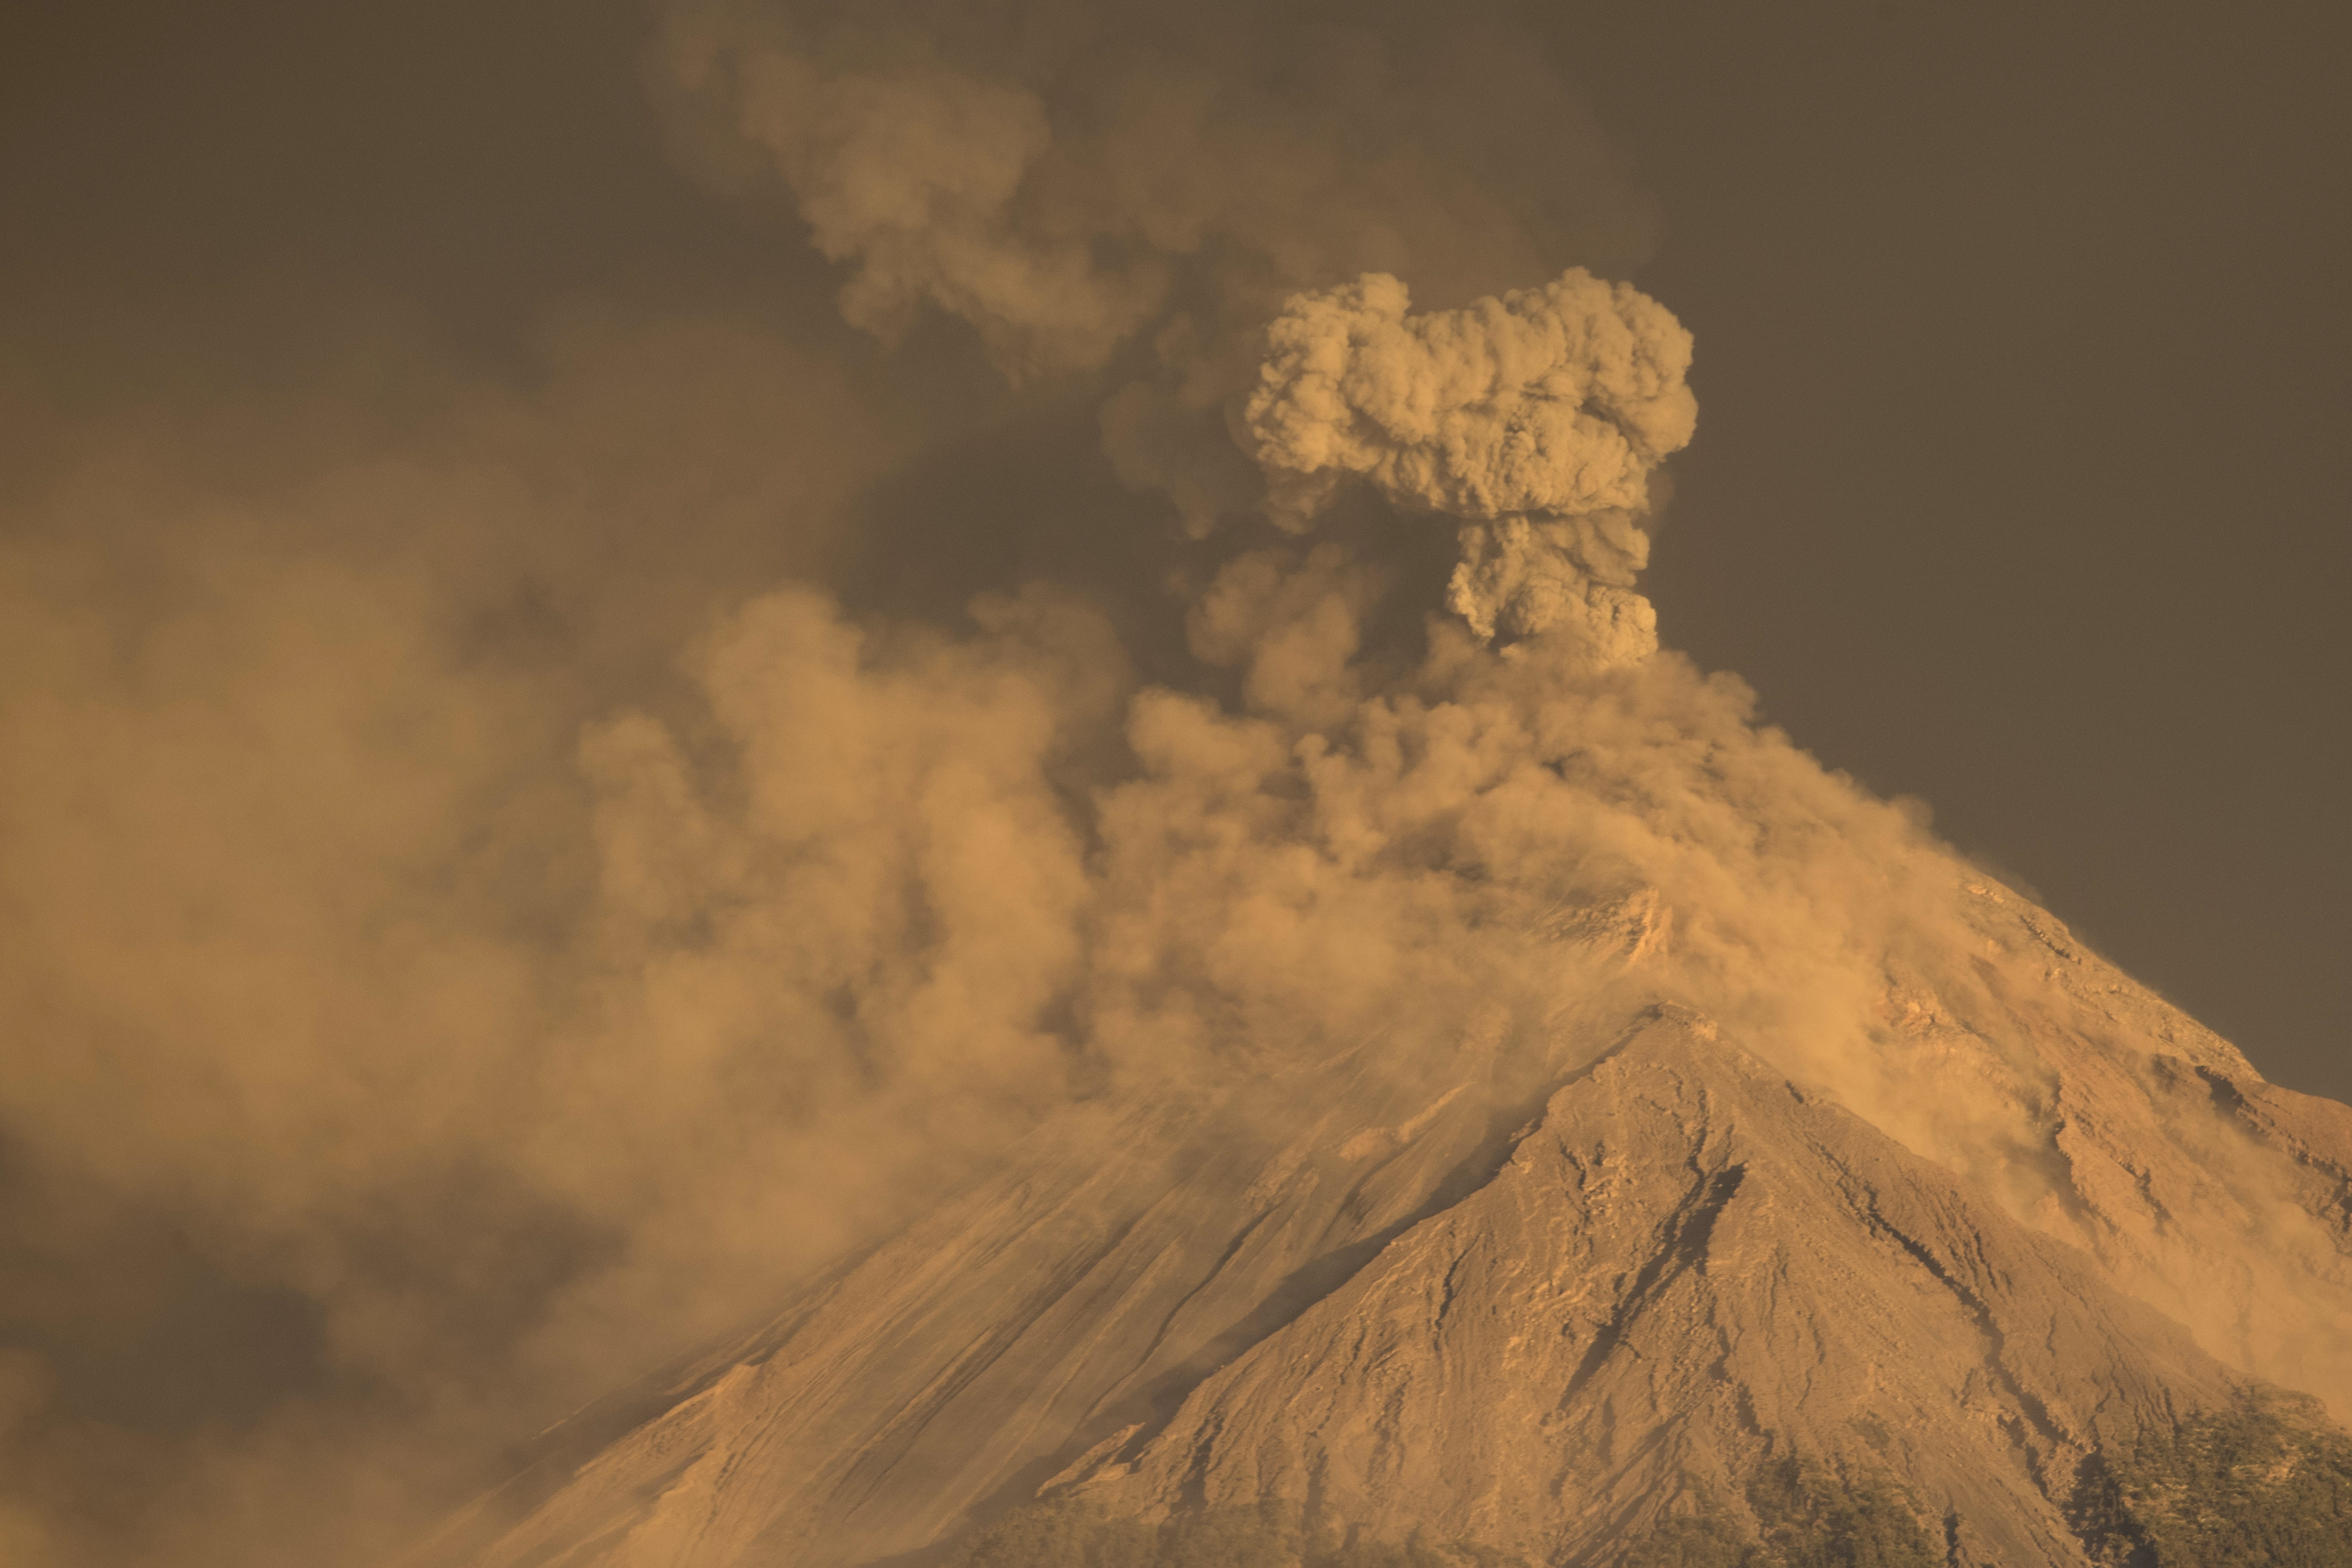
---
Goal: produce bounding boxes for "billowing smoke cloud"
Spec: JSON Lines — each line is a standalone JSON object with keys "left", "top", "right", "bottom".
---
{"left": 2, "top": 4, "right": 2346, "bottom": 1568}
{"left": 653, "top": 0, "right": 1661, "bottom": 534}
{"left": 1241, "top": 268, "right": 1694, "bottom": 654}
{"left": 0, "top": 308, "right": 939, "bottom": 1568}
{"left": 1243, "top": 271, "right": 1695, "bottom": 523}
{"left": 658, "top": 0, "right": 1691, "bottom": 658}
{"left": 0, "top": 6, "right": 1668, "bottom": 1556}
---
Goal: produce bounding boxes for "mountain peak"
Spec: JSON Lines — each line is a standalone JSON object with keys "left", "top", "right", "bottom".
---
{"left": 411, "top": 953, "right": 2352, "bottom": 1567}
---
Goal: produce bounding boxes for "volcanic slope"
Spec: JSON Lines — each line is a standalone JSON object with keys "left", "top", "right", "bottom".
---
{"left": 406, "top": 883, "right": 2352, "bottom": 1568}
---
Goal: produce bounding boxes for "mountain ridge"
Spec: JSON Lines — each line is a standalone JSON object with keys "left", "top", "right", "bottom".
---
{"left": 400, "top": 874, "right": 2352, "bottom": 1567}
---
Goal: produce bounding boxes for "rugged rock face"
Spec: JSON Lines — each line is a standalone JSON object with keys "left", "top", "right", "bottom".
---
{"left": 404, "top": 884, "right": 2352, "bottom": 1568}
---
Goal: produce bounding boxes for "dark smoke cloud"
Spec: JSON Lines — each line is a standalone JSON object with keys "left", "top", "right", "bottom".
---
{"left": 1240, "top": 267, "right": 1694, "bottom": 655}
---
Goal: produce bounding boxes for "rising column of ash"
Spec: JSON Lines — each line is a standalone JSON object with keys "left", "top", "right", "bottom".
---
{"left": 1243, "top": 267, "right": 1695, "bottom": 659}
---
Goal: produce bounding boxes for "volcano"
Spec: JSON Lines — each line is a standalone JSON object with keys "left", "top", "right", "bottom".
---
{"left": 405, "top": 876, "right": 2352, "bottom": 1568}
{"left": 381, "top": 198, "right": 2352, "bottom": 1568}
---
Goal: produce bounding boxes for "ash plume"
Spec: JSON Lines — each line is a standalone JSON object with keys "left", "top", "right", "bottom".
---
{"left": 653, "top": 0, "right": 1658, "bottom": 529}
{"left": 1241, "top": 267, "right": 1694, "bottom": 654}
{"left": 659, "top": 0, "right": 1692, "bottom": 661}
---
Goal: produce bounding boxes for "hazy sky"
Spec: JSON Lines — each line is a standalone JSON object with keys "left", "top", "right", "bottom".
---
{"left": 6, "top": 0, "right": 2341, "bottom": 1097}
{"left": 1, "top": 3, "right": 2346, "bottom": 1564}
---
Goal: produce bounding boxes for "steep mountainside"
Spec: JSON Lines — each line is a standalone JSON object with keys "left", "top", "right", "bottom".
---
{"left": 404, "top": 881, "right": 2352, "bottom": 1568}
{"left": 1048, "top": 1016, "right": 2225, "bottom": 1567}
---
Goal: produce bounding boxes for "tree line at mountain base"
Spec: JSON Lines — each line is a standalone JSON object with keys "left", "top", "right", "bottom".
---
{"left": 953, "top": 1496, "right": 1518, "bottom": 1568}
{"left": 949, "top": 1455, "right": 1936, "bottom": 1568}
{"left": 1616, "top": 1453, "right": 1937, "bottom": 1568}
{"left": 949, "top": 1392, "right": 2352, "bottom": 1568}
{"left": 2071, "top": 1388, "right": 2352, "bottom": 1566}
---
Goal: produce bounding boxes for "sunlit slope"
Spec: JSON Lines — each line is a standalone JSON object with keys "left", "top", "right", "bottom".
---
{"left": 1052, "top": 1014, "right": 2225, "bottom": 1566}
{"left": 409, "top": 882, "right": 2352, "bottom": 1568}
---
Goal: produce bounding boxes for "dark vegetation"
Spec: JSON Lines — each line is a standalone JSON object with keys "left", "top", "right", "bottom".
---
{"left": 951, "top": 1453, "right": 1936, "bottom": 1568}
{"left": 2074, "top": 1389, "right": 2352, "bottom": 1566}
{"left": 1617, "top": 1455, "right": 1936, "bottom": 1568}
{"left": 952, "top": 1499, "right": 1518, "bottom": 1568}
{"left": 954, "top": 1398, "right": 2352, "bottom": 1568}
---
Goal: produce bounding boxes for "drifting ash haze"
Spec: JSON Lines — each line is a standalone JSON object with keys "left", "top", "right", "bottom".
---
{"left": 3, "top": 3, "right": 2350, "bottom": 1566}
